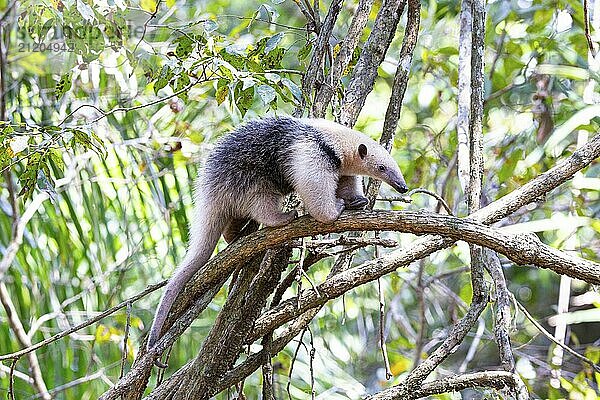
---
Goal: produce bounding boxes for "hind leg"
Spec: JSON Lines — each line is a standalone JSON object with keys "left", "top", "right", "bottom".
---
{"left": 223, "top": 218, "right": 260, "bottom": 243}
{"left": 250, "top": 192, "right": 297, "bottom": 227}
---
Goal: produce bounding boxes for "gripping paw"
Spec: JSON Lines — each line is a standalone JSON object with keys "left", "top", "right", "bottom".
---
{"left": 344, "top": 196, "right": 369, "bottom": 210}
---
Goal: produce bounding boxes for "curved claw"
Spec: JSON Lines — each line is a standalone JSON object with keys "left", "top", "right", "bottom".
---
{"left": 345, "top": 196, "right": 369, "bottom": 210}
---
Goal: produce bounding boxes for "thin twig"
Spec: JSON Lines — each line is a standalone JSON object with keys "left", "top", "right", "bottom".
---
{"left": 287, "top": 327, "right": 308, "bottom": 400}
{"left": 119, "top": 302, "right": 132, "bottom": 379}
{"left": 308, "top": 326, "right": 316, "bottom": 400}
{"left": 458, "top": 317, "right": 485, "bottom": 372}
{"left": 377, "top": 276, "right": 393, "bottom": 380}
{"left": 0, "top": 281, "right": 166, "bottom": 361}
{"left": 488, "top": 28, "right": 506, "bottom": 79}
{"left": 378, "top": 188, "right": 453, "bottom": 215}
{"left": 0, "top": 0, "right": 16, "bottom": 24}
{"left": 423, "top": 266, "right": 470, "bottom": 287}
{"left": 411, "top": 259, "right": 426, "bottom": 370}
{"left": 514, "top": 296, "right": 600, "bottom": 373}
{"left": 58, "top": 76, "right": 203, "bottom": 126}
{"left": 583, "top": 0, "right": 597, "bottom": 57}
{"left": 132, "top": 0, "right": 163, "bottom": 55}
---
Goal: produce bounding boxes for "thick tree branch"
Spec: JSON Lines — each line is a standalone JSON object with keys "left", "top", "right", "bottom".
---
{"left": 312, "top": 0, "right": 375, "bottom": 117}
{"left": 153, "top": 250, "right": 291, "bottom": 399}
{"left": 366, "top": 0, "right": 420, "bottom": 203}
{"left": 339, "top": 0, "right": 407, "bottom": 126}
{"left": 296, "top": 0, "right": 343, "bottom": 116}
{"left": 466, "top": 0, "right": 485, "bottom": 214}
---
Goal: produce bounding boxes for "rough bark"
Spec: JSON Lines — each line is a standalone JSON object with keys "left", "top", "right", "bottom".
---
{"left": 338, "top": 0, "right": 407, "bottom": 126}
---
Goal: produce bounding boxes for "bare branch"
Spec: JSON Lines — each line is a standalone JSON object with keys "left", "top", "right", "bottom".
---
{"left": 0, "top": 283, "right": 51, "bottom": 399}
{"left": 583, "top": 0, "right": 597, "bottom": 57}
{"left": 147, "top": 250, "right": 291, "bottom": 399}
{"left": 456, "top": 0, "right": 472, "bottom": 193}
{"left": 296, "top": 0, "right": 343, "bottom": 116}
{"left": 487, "top": 250, "right": 516, "bottom": 372}
{"left": 214, "top": 308, "right": 320, "bottom": 393}
{"left": 368, "top": 370, "right": 529, "bottom": 399}
{"left": 339, "top": 0, "right": 407, "bottom": 126}
{"left": 312, "top": 0, "right": 376, "bottom": 117}
{"left": 514, "top": 297, "right": 600, "bottom": 373}
{"left": 0, "top": 281, "right": 166, "bottom": 361}
{"left": 467, "top": 0, "right": 485, "bottom": 214}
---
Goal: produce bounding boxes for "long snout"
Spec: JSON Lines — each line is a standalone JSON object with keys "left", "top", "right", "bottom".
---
{"left": 386, "top": 171, "right": 409, "bottom": 193}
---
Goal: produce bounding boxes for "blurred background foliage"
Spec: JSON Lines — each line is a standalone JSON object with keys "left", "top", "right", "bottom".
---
{"left": 0, "top": 0, "right": 599, "bottom": 398}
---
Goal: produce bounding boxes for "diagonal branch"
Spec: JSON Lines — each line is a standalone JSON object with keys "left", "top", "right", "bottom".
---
{"left": 296, "top": 0, "right": 343, "bottom": 116}
{"left": 368, "top": 370, "right": 529, "bottom": 399}
{"left": 339, "top": 0, "right": 407, "bottom": 126}
{"left": 312, "top": 0, "right": 376, "bottom": 117}
{"left": 365, "top": 0, "right": 420, "bottom": 203}
{"left": 150, "top": 249, "right": 292, "bottom": 399}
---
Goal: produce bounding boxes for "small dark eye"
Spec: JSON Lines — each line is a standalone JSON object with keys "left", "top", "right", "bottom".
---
{"left": 378, "top": 165, "right": 386, "bottom": 172}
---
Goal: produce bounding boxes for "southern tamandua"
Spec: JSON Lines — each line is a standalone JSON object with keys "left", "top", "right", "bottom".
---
{"left": 147, "top": 116, "right": 408, "bottom": 350}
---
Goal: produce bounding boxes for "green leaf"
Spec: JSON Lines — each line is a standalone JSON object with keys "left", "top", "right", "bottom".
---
{"left": 282, "top": 78, "right": 302, "bottom": 102}
{"left": 36, "top": 168, "right": 57, "bottom": 202}
{"left": 174, "top": 35, "right": 194, "bottom": 58}
{"left": 248, "top": 37, "right": 267, "bottom": 57}
{"left": 262, "top": 47, "right": 284, "bottom": 69}
{"left": 176, "top": 73, "right": 191, "bottom": 102}
{"left": 241, "top": 77, "right": 256, "bottom": 90}
{"left": 49, "top": 149, "right": 65, "bottom": 170}
{"left": 216, "top": 85, "right": 228, "bottom": 105}
{"left": 221, "top": 49, "right": 246, "bottom": 70}
{"left": 265, "top": 32, "right": 284, "bottom": 54}
{"left": 298, "top": 42, "right": 312, "bottom": 60}
{"left": 204, "top": 20, "right": 218, "bottom": 33}
{"left": 257, "top": 84, "right": 276, "bottom": 105}
{"left": 235, "top": 84, "right": 254, "bottom": 116}
{"left": 76, "top": 0, "right": 96, "bottom": 22}
{"left": 154, "top": 65, "right": 173, "bottom": 95}
{"left": 264, "top": 73, "right": 281, "bottom": 83}
{"left": 56, "top": 73, "right": 72, "bottom": 99}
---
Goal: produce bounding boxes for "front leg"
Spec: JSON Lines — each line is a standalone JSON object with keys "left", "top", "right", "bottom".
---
{"left": 296, "top": 171, "right": 345, "bottom": 223}
{"left": 337, "top": 175, "right": 368, "bottom": 210}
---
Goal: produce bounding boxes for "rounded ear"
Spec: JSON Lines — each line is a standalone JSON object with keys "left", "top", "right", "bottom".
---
{"left": 358, "top": 143, "right": 368, "bottom": 159}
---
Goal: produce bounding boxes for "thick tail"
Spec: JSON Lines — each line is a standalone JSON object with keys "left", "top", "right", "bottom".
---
{"left": 147, "top": 207, "right": 226, "bottom": 350}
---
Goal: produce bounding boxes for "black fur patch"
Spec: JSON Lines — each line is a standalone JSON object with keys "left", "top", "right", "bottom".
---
{"left": 203, "top": 116, "right": 342, "bottom": 203}
{"left": 318, "top": 141, "right": 342, "bottom": 169}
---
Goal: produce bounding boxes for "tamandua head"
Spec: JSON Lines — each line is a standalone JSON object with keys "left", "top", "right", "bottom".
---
{"left": 356, "top": 143, "right": 409, "bottom": 194}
